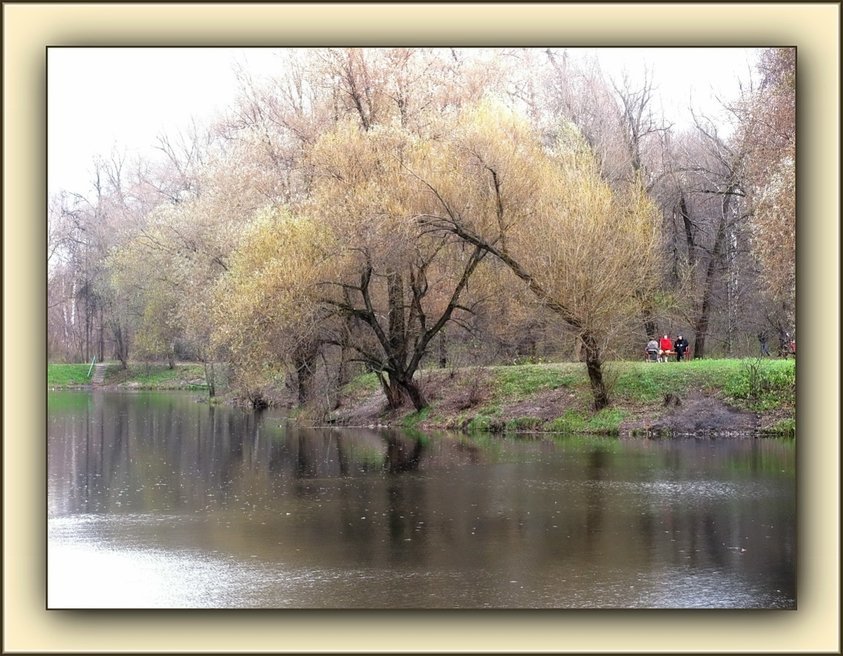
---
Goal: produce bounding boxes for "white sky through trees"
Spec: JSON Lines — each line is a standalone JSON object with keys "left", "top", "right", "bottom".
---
{"left": 47, "top": 47, "right": 760, "bottom": 199}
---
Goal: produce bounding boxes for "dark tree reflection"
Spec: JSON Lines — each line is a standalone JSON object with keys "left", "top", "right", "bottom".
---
{"left": 383, "top": 431, "right": 425, "bottom": 473}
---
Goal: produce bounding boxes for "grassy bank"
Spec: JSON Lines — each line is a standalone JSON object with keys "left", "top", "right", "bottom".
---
{"left": 49, "top": 357, "right": 796, "bottom": 437}
{"left": 334, "top": 358, "right": 796, "bottom": 437}
{"left": 48, "top": 362, "right": 210, "bottom": 391}
{"left": 47, "top": 363, "right": 96, "bottom": 387}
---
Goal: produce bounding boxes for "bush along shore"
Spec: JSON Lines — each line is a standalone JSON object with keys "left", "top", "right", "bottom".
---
{"left": 49, "top": 358, "right": 795, "bottom": 438}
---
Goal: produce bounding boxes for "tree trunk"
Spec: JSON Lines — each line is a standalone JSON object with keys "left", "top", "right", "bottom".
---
{"left": 641, "top": 304, "right": 657, "bottom": 341}
{"left": 386, "top": 271, "right": 406, "bottom": 363}
{"left": 203, "top": 361, "right": 216, "bottom": 399}
{"left": 329, "top": 345, "right": 351, "bottom": 410}
{"left": 98, "top": 307, "right": 105, "bottom": 362}
{"left": 399, "top": 377, "right": 427, "bottom": 412}
{"left": 381, "top": 373, "right": 427, "bottom": 412}
{"left": 679, "top": 192, "right": 696, "bottom": 269}
{"left": 112, "top": 323, "right": 129, "bottom": 370}
{"left": 293, "top": 342, "right": 319, "bottom": 405}
{"left": 377, "top": 372, "right": 404, "bottom": 410}
{"left": 693, "top": 189, "right": 730, "bottom": 360}
{"left": 581, "top": 331, "right": 609, "bottom": 410}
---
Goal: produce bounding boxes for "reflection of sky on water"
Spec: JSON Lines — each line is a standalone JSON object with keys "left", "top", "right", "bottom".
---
{"left": 49, "top": 527, "right": 794, "bottom": 609}
{"left": 49, "top": 542, "right": 250, "bottom": 608}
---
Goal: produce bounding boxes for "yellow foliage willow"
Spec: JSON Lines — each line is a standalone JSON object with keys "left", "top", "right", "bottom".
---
{"left": 419, "top": 101, "right": 662, "bottom": 342}
{"left": 212, "top": 208, "right": 334, "bottom": 379}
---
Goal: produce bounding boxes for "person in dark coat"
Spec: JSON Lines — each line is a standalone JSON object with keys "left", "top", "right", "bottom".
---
{"left": 673, "top": 335, "right": 689, "bottom": 361}
{"left": 758, "top": 331, "right": 771, "bottom": 356}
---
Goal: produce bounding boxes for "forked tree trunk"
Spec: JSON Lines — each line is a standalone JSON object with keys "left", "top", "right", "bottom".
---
{"left": 383, "top": 374, "right": 427, "bottom": 412}
{"left": 399, "top": 377, "right": 427, "bottom": 412}
{"left": 377, "top": 373, "right": 403, "bottom": 409}
{"left": 203, "top": 361, "right": 216, "bottom": 399}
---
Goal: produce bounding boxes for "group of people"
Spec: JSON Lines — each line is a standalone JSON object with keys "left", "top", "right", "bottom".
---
{"left": 644, "top": 329, "right": 794, "bottom": 362}
{"left": 645, "top": 333, "right": 689, "bottom": 363}
{"left": 757, "top": 330, "right": 796, "bottom": 358}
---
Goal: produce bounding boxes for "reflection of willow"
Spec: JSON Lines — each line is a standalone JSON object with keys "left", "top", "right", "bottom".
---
{"left": 382, "top": 431, "right": 425, "bottom": 474}
{"left": 584, "top": 447, "right": 609, "bottom": 547}
{"left": 294, "top": 427, "right": 319, "bottom": 479}
{"left": 332, "top": 430, "right": 350, "bottom": 476}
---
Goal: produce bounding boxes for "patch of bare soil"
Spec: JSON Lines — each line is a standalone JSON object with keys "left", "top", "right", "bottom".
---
{"left": 425, "top": 368, "right": 495, "bottom": 416}
{"left": 624, "top": 392, "right": 759, "bottom": 437}
{"left": 500, "top": 387, "right": 580, "bottom": 421}
{"left": 328, "top": 389, "right": 393, "bottom": 427}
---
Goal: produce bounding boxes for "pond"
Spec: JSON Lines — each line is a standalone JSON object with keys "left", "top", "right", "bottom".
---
{"left": 48, "top": 391, "right": 796, "bottom": 609}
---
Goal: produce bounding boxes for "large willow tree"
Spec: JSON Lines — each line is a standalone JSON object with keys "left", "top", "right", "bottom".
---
{"left": 417, "top": 104, "right": 663, "bottom": 409}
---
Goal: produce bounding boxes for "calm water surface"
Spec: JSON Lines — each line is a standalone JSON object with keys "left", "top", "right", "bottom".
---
{"left": 48, "top": 391, "right": 796, "bottom": 608}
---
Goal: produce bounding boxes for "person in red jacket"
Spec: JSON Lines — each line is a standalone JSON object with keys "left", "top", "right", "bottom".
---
{"left": 659, "top": 334, "right": 672, "bottom": 362}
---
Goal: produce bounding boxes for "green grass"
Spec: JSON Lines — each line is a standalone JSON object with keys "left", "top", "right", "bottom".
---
{"left": 466, "top": 415, "right": 504, "bottom": 433}
{"left": 49, "top": 361, "right": 210, "bottom": 389}
{"left": 485, "top": 358, "right": 790, "bottom": 435}
{"left": 488, "top": 358, "right": 792, "bottom": 408}
{"left": 721, "top": 358, "right": 796, "bottom": 410}
{"left": 464, "top": 405, "right": 504, "bottom": 433}
{"left": 48, "top": 363, "right": 94, "bottom": 386}
{"left": 611, "top": 360, "right": 710, "bottom": 401}
{"left": 586, "top": 407, "right": 628, "bottom": 433}
{"left": 106, "top": 362, "right": 207, "bottom": 388}
{"left": 493, "top": 363, "right": 578, "bottom": 397}
{"left": 402, "top": 406, "right": 431, "bottom": 429}
{"left": 545, "top": 407, "right": 627, "bottom": 435}
{"left": 504, "top": 416, "right": 545, "bottom": 432}
{"left": 610, "top": 358, "right": 794, "bottom": 407}
{"left": 767, "top": 418, "right": 796, "bottom": 437}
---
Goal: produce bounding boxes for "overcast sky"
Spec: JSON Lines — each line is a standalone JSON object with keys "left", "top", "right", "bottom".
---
{"left": 47, "top": 47, "right": 760, "bottom": 199}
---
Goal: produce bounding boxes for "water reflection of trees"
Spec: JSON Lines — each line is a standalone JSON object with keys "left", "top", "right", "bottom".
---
{"left": 48, "top": 394, "right": 795, "bottom": 605}
{"left": 383, "top": 430, "right": 425, "bottom": 473}
{"left": 49, "top": 396, "right": 443, "bottom": 514}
